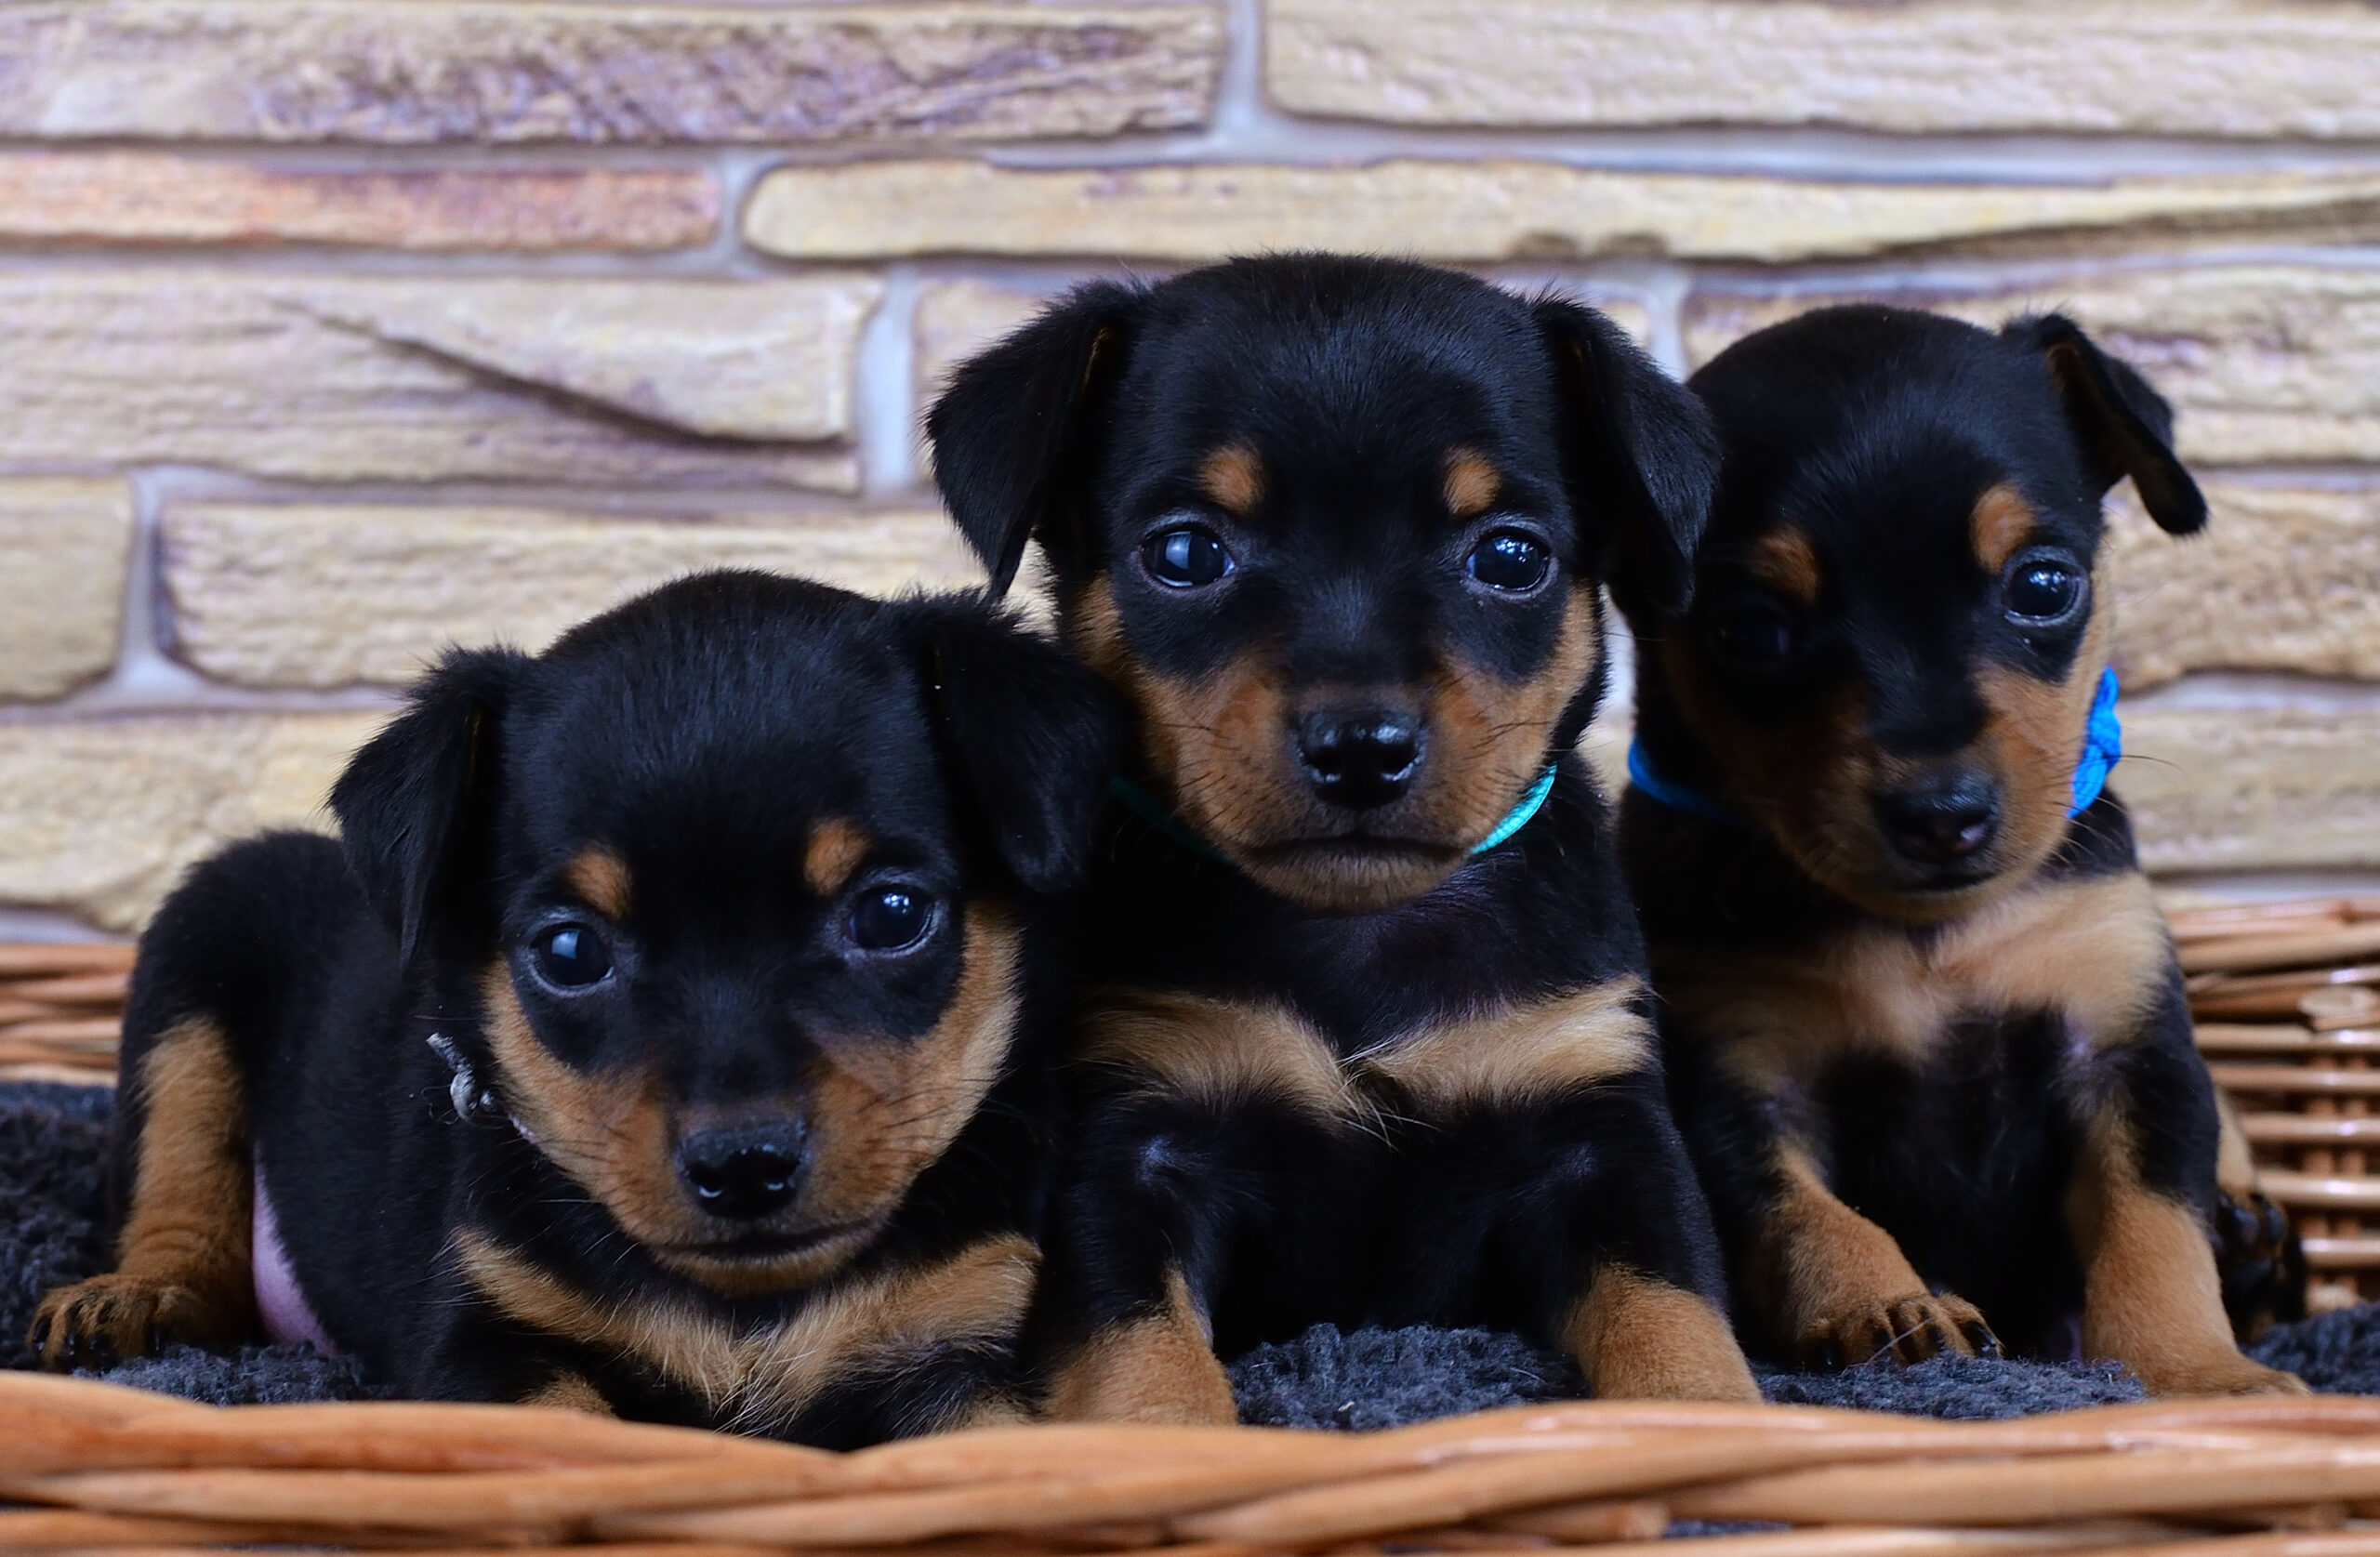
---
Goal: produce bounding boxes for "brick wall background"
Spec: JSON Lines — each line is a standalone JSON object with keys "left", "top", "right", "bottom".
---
{"left": 3, "top": 0, "right": 2377, "bottom": 939}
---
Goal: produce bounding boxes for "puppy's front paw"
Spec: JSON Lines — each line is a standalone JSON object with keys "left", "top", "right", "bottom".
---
{"left": 29, "top": 1273, "right": 231, "bottom": 1371}
{"left": 2132, "top": 1350, "right": 2309, "bottom": 1398}
{"left": 1800, "top": 1291, "right": 1999, "bottom": 1370}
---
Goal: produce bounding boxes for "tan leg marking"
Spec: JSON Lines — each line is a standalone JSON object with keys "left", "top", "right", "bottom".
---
{"left": 563, "top": 847, "right": 630, "bottom": 920}
{"left": 1563, "top": 1266, "right": 1759, "bottom": 1402}
{"left": 1357, "top": 977, "right": 1650, "bottom": 1112}
{"left": 2067, "top": 1116, "right": 2306, "bottom": 1397}
{"left": 1744, "top": 1145, "right": 1994, "bottom": 1368}
{"left": 32, "top": 1018, "right": 254, "bottom": 1367}
{"left": 520, "top": 1370, "right": 615, "bottom": 1416}
{"left": 457, "top": 1230, "right": 1039, "bottom": 1431}
{"left": 1044, "top": 1267, "right": 1237, "bottom": 1425}
{"left": 803, "top": 819, "right": 870, "bottom": 899}
{"left": 1078, "top": 989, "right": 1363, "bottom": 1124}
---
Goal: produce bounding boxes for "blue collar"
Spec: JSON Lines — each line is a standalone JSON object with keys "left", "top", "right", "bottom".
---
{"left": 1630, "top": 666, "right": 2122, "bottom": 825}
{"left": 1109, "top": 764, "right": 1561, "bottom": 868}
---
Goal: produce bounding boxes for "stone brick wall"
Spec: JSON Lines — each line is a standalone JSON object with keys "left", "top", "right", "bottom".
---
{"left": 4, "top": 0, "right": 2376, "bottom": 937}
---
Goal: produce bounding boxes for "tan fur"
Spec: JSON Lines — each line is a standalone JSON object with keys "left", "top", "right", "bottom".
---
{"left": 1744, "top": 526, "right": 1822, "bottom": 607}
{"left": 520, "top": 1371, "right": 615, "bottom": 1415}
{"left": 1972, "top": 575, "right": 2114, "bottom": 897}
{"left": 1442, "top": 448, "right": 1501, "bottom": 519}
{"left": 1197, "top": 444, "right": 1264, "bottom": 517}
{"left": 1043, "top": 1267, "right": 1237, "bottom": 1424}
{"left": 802, "top": 818, "right": 870, "bottom": 899}
{"left": 1562, "top": 1267, "right": 1760, "bottom": 1402}
{"left": 1078, "top": 989, "right": 1365, "bottom": 1125}
{"left": 1969, "top": 482, "right": 2038, "bottom": 574}
{"left": 1664, "top": 871, "right": 2169, "bottom": 1096}
{"left": 563, "top": 847, "right": 631, "bottom": 921}
{"left": 33, "top": 1019, "right": 254, "bottom": 1366}
{"left": 1421, "top": 585, "right": 1599, "bottom": 856}
{"left": 2065, "top": 1115, "right": 2305, "bottom": 1396}
{"left": 2215, "top": 1090, "right": 2261, "bottom": 1199}
{"left": 479, "top": 907, "right": 1021, "bottom": 1298}
{"left": 1357, "top": 978, "right": 1651, "bottom": 1111}
{"left": 457, "top": 1230, "right": 1039, "bottom": 1431}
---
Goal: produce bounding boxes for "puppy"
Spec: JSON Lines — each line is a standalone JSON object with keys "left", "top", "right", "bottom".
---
{"left": 930, "top": 254, "right": 1761, "bottom": 1420}
{"left": 1620, "top": 303, "right": 2305, "bottom": 1395}
{"left": 33, "top": 572, "right": 1118, "bottom": 1444}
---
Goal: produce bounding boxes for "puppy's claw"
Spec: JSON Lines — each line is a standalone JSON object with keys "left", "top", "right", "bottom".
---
{"left": 1963, "top": 1321, "right": 2002, "bottom": 1359}
{"left": 29, "top": 1274, "right": 222, "bottom": 1372}
{"left": 1799, "top": 1291, "right": 1997, "bottom": 1371}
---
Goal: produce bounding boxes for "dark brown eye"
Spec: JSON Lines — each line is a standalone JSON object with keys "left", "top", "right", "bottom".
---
{"left": 2005, "top": 554, "right": 2085, "bottom": 626}
{"left": 1715, "top": 599, "right": 1795, "bottom": 663}
{"left": 848, "top": 887, "right": 935, "bottom": 953}
{"left": 1466, "top": 530, "right": 1551, "bottom": 592}
{"left": 532, "top": 924, "right": 612, "bottom": 989}
{"left": 1142, "top": 526, "right": 1235, "bottom": 588}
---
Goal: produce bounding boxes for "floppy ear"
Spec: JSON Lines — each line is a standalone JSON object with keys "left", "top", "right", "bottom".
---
{"left": 892, "top": 595, "right": 1126, "bottom": 895}
{"left": 1534, "top": 297, "right": 1721, "bottom": 617}
{"left": 926, "top": 281, "right": 1138, "bottom": 599}
{"left": 329, "top": 646, "right": 528, "bottom": 965}
{"left": 2011, "top": 312, "right": 2206, "bottom": 535}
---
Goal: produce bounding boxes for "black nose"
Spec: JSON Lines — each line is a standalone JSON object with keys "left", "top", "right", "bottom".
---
{"left": 1296, "top": 708, "right": 1423, "bottom": 811}
{"left": 677, "top": 1121, "right": 809, "bottom": 1221}
{"left": 1874, "top": 775, "right": 2001, "bottom": 865}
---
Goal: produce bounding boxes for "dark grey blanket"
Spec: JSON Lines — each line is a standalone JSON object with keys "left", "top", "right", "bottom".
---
{"left": 9, "top": 1081, "right": 2376, "bottom": 1423}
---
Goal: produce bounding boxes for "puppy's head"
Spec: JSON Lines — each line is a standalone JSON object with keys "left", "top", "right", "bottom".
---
{"left": 331, "top": 574, "right": 1117, "bottom": 1296}
{"left": 1641, "top": 306, "right": 2205, "bottom": 919}
{"left": 928, "top": 256, "right": 1718, "bottom": 912}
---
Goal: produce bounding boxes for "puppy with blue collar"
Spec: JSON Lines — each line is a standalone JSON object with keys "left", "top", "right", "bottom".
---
{"left": 1621, "top": 304, "right": 2306, "bottom": 1395}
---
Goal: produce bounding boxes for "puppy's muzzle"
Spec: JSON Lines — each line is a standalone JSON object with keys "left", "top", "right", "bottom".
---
{"left": 1296, "top": 705, "right": 1424, "bottom": 812}
{"left": 1872, "top": 772, "right": 2001, "bottom": 870}
{"left": 677, "top": 1119, "right": 811, "bottom": 1221}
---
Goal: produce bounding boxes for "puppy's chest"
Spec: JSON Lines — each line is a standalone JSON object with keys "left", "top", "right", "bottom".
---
{"left": 1658, "top": 871, "right": 2169, "bottom": 1095}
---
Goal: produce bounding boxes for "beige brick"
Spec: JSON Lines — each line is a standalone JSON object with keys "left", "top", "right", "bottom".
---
{"left": 2124, "top": 704, "right": 2380, "bottom": 874}
{"left": 916, "top": 281, "right": 1051, "bottom": 410}
{"left": 163, "top": 503, "right": 985, "bottom": 689}
{"left": 0, "top": 152, "right": 717, "bottom": 250}
{"left": 0, "top": 271, "right": 877, "bottom": 489}
{"left": 2111, "top": 482, "right": 2380, "bottom": 690}
{"left": 1267, "top": 0, "right": 2380, "bottom": 139}
{"left": 0, "top": 479, "right": 132, "bottom": 702}
{"left": 0, "top": 711, "right": 383, "bottom": 930}
{"left": 1685, "top": 268, "right": 2380, "bottom": 466}
{"left": 0, "top": 2, "right": 1221, "bottom": 144}
{"left": 744, "top": 160, "right": 2380, "bottom": 266}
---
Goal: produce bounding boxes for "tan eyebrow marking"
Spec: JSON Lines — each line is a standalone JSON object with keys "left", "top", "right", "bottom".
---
{"left": 1745, "top": 525, "right": 1822, "bottom": 607}
{"left": 1443, "top": 448, "right": 1502, "bottom": 519}
{"left": 1971, "top": 482, "right": 2038, "bottom": 574}
{"left": 564, "top": 847, "right": 631, "bottom": 920}
{"left": 1197, "top": 444, "right": 1264, "bottom": 517}
{"left": 804, "top": 818, "right": 871, "bottom": 898}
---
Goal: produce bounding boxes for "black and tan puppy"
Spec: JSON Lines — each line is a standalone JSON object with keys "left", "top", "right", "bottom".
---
{"left": 32, "top": 572, "right": 1118, "bottom": 1444}
{"left": 1621, "top": 303, "right": 2305, "bottom": 1396}
{"left": 930, "top": 254, "right": 1760, "bottom": 1420}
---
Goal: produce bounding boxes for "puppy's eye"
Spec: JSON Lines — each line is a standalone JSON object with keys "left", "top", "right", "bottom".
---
{"left": 2004, "top": 555, "right": 2085, "bottom": 626}
{"left": 1714, "top": 599, "right": 1795, "bottom": 663}
{"left": 848, "top": 888, "right": 936, "bottom": 954}
{"left": 532, "top": 925, "right": 613, "bottom": 990}
{"left": 1141, "top": 525, "right": 1235, "bottom": 589}
{"left": 1465, "top": 530, "right": 1551, "bottom": 593}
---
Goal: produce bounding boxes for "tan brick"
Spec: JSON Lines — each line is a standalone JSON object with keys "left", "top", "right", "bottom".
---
{"left": 0, "top": 479, "right": 132, "bottom": 702}
{"left": 2123, "top": 704, "right": 2380, "bottom": 874}
{"left": 0, "top": 271, "right": 877, "bottom": 489}
{"left": 916, "top": 281, "right": 1051, "bottom": 411}
{"left": 1267, "top": 0, "right": 2380, "bottom": 139}
{"left": 163, "top": 503, "right": 984, "bottom": 689}
{"left": 1685, "top": 268, "right": 2380, "bottom": 466}
{"left": 0, "top": 152, "right": 717, "bottom": 250}
{"left": 744, "top": 160, "right": 2380, "bottom": 266}
{"left": 0, "top": 2, "right": 1221, "bottom": 144}
{"left": 2111, "top": 481, "right": 2380, "bottom": 690}
{"left": 0, "top": 711, "right": 383, "bottom": 930}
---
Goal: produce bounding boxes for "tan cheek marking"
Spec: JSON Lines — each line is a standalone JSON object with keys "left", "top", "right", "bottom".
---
{"left": 1358, "top": 977, "right": 1651, "bottom": 1111}
{"left": 457, "top": 1230, "right": 1039, "bottom": 1429}
{"left": 1740, "top": 1144, "right": 1932, "bottom": 1360}
{"left": 1744, "top": 526, "right": 1822, "bottom": 607}
{"left": 520, "top": 1371, "right": 614, "bottom": 1416}
{"left": 1197, "top": 443, "right": 1263, "bottom": 517}
{"left": 1426, "top": 585, "right": 1599, "bottom": 842}
{"left": 802, "top": 818, "right": 870, "bottom": 899}
{"left": 1971, "top": 482, "right": 2038, "bottom": 574}
{"left": 1562, "top": 1267, "right": 1758, "bottom": 1403}
{"left": 2066, "top": 1115, "right": 2304, "bottom": 1397}
{"left": 1442, "top": 448, "right": 1501, "bottom": 519}
{"left": 1078, "top": 989, "right": 1362, "bottom": 1125}
{"left": 1043, "top": 1266, "right": 1237, "bottom": 1424}
{"left": 1976, "top": 567, "right": 2114, "bottom": 882}
{"left": 563, "top": 848, "right": 631, "bottom": 922}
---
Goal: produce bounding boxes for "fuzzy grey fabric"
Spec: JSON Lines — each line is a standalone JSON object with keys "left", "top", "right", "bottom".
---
{"left": 2, "top": 1081, "right": 2368, "bottom": 1422}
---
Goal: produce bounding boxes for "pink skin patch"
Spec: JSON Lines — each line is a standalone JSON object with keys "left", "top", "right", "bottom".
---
{"left": 252, "top": 1163, "right": 336, "bottom": 1353}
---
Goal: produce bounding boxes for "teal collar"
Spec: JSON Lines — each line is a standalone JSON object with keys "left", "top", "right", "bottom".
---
{"left": 1109, "top": 763, "right": 1561, "bottom": 868}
